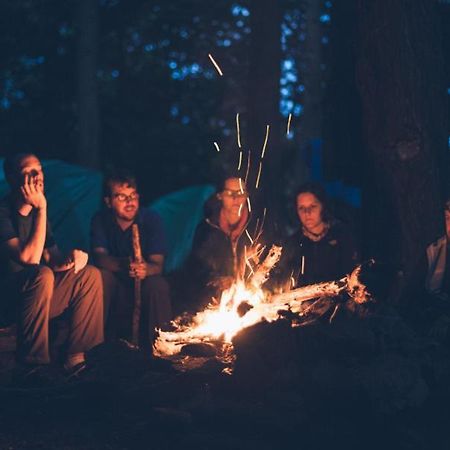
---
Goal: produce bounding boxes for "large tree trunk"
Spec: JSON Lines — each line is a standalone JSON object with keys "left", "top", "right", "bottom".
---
{"left": 76, "top": 0, "right": 99, "bottom": 169}
{"left": 247, "top": 0, "right": 282, "bottom": 221}
{"left": 355, "top": 0, "right": 448, "bottom": 304}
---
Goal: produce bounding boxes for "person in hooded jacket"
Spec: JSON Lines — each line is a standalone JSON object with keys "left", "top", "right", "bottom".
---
{"left": 185, "top": 175, "right": 263, "bottom": 309}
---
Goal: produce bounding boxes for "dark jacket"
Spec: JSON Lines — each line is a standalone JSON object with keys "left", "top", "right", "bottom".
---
{"left": 190, "top": 198, "right": 252, "bottom": 286}
{"left": 274, "top": 221, "right": 358, "bottom": 288}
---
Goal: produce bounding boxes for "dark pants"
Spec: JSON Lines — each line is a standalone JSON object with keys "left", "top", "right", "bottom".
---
{"left": 100, "top": 270, "right": 172, "bottom": 348}
{"left": 0, "top": 265, "right": 104, "bottom": 365}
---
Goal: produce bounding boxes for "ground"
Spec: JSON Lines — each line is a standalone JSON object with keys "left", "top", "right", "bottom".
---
{"left": 1, "top": 303, "right": 450, "bottom": 450}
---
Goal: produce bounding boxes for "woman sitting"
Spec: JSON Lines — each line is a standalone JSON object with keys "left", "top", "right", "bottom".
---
{"left": 275, "top": 182, "right": 359, "bottom": 290}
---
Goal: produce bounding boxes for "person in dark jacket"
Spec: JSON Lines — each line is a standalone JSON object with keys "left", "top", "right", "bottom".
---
{"left": 275, "top": 182, "right": 358, "bottom": 290}
{"left": 185, "top": 175, "right": 262, "bottom": 309}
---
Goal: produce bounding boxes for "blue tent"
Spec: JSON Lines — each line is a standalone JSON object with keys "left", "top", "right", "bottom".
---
{"left": 0, "top": 159, "right": 213, "bottom": 272}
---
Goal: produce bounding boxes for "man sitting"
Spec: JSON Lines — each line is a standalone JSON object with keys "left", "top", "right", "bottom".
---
{"left": 0, "top": 153, "right": 104, "bottom": 385}
{"left": 90, "top": 171, "right": 172, "bottom": 351}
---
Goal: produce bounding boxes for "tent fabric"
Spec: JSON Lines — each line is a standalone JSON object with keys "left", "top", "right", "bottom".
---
{"left": 149, "top": 185, "right": 215, "bottom": 272}
{"left": 0, "top": 158, "right": 213, "bottom": 272}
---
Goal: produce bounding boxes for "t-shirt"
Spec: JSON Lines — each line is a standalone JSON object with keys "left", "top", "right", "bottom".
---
{"left": 0, "top": 195, "right": 55, "bottom": 277}
{"left": 90, "top": 208, "right": 166, "bottom": 259}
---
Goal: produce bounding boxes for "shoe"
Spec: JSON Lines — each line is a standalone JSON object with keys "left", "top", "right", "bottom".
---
{"left": 64, "top": 361, "right": 89, "bottom": 381}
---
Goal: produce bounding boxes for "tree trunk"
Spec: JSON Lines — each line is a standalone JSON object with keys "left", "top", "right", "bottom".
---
{"left": 355, "top": 0, "right": 448, "bottom": 304}
{"left": 247, "top": 0, "right": 282, "bottom": 221}
{"left": 77, "top": 0, "right": 99, "bottom": 169}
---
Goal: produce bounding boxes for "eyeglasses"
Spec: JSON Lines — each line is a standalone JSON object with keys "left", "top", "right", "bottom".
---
{"left": 112, "top": 192, "right": 139, "bottom": 203}
{"left": 222, "top": 189, "right": 248, "bottom": 199}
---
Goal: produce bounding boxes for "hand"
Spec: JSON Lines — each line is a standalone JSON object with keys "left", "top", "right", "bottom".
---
{"left": 20, "top": 174, "right": 46, "bottom": 209}
{"left": 71, "top": 249, "right": 88, "bottom": 274}
{"left": 129, "top": 261, "right": 147, "bottom": 280}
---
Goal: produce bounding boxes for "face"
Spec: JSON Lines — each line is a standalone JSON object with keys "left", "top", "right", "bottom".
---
{"left": 445, "top": 209, "right": 450, "bottom": 239}
{"left": 296, "top": 192, "right": 324, "bottom": 232}
{"left": 106, "top": 182, "right": 140, "bottom": 222}
{"left": 17, "top": 155, "right": 44, "bottom": 191}
{"left": 218, "top": 178, "right": 248, "bottom": 215}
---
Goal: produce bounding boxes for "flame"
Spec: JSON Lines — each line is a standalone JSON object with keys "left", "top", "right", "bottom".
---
{"left": 154, "top": 258, "right": 371, "bottom": 358}
{"left": 154, "top": 280, "right": 268, "bottom": 356}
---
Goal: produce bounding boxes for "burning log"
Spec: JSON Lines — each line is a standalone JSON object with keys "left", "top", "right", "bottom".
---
{"left": 268, "top": 263, "right": 372, "bottom": 314}
{"left": 154, "top": 249, "right": 371, "bottom": 360}
{"left": 249, "top": 244, "right": 282, "bottom": 289}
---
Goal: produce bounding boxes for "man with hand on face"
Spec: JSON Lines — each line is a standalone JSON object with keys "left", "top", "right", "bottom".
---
{"left": 0, "top": 153, "right": 104, "bottom": 385}
{"left": 90, "top": 171, "right": 172, "bottom": 351}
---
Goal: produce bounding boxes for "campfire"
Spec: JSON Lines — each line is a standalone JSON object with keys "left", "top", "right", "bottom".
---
{"left": 154, "top": 246, "right": 371, "bottom": 361}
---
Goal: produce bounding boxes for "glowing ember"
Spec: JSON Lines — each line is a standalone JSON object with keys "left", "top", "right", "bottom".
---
{"left": 246, "top": 196, "right": 252, "bottom": 213}
{"left": 286, "top": 113, "right": 292, "bottom": 135}
{"left": 261, "top": 125, "right": 270, "bottom": 159}
{"left": 255, "top": 161, "right": 262, "bottom": 189}
{"left": 244, "top": 150, "right": 251, "bottom": 184}
{"left": 236, "top": 113, "right": 242, "bottom": 148}
{"left": 208, "top": 53, "right": 223, "bottom": 76}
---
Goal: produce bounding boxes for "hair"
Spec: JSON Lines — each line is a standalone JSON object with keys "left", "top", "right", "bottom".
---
{"left": 102, "top": 169, "right": 138, "bottom": 197}
{"left": 216, "top": 170, "right": 244, "bottom": 193}
{"left": 294, "top": 181, "right": 332, "bottom": 222}
{"left": 3, "top": 152, "right": 37, "bottom": 186}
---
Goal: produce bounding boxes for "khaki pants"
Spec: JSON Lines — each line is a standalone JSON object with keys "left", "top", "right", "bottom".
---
{"left": 1, "top": 265, "right": 104, "bottom": 365}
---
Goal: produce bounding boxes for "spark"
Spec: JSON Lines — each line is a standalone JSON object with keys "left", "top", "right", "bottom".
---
{"left": 244, "top": 246, "right": 255, "bottom": 276}
{"left": 238, "top": 203, "right": 243, "bottom": 217}
{"left": 301, "top": 256, "right": 305, "bottom": 275}
{"left": 245, "top": 229, "right": 254, "bottom": 244}
{"left": 208, "top": 53, "right": 223, "bottom": 76}
{"left": 291, "top": 276, "right": 296, "bottom": 289}
{"left": 255, "top": 161, "right": 263, "bottom": 189}
{"left": 261, "top": 125, "right": 270, "bottom": 159}
{"left": 286, "top": 113, "right": 292, "bottom": 136}
{"left": 213, "top": 142, "right": 220, "bottom": 152}
{"left": 239, "top": 177, "right": 244, "bottom": 193}
{"left": 236, "top": 113, "right": 242, "bottom": 148}
{"left": 246, "top": 196, "right": 252, "bottom": 213}
{"left": 244, "top": 150, "right": 251, "bottom": 184}
{"left": 238, "top": 150, "right": 243, "bottom": 170}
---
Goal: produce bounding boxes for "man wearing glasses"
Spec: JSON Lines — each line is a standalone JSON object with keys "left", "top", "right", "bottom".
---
{"left": 0, "top": 153, "right": 103, "bottom": 385}
{"left": 90, "top": 171, "right": 172, "bottom": 351}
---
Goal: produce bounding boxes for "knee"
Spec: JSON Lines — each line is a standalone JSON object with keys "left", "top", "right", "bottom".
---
{"left": 143, "top": 275, "right": 170, "bottom": 296}
{"left": 31, "top": 265, "right": 54, "bottom": 288}
{"left": 79, "top": 265, "right": 101, "bottom": 286}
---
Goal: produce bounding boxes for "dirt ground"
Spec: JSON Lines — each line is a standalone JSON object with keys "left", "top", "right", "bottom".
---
{"left": 1, "top": 308, "right": 450, "bottom": 450}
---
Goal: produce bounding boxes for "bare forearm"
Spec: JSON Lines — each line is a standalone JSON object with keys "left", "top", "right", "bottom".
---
{"left": 145, "top": 261, "right": 163, "bottom": 276}
{"left": 20, "top": 207, "right": 47, "bottom": 264}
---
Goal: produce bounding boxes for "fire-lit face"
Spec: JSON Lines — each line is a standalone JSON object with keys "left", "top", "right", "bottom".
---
{"left": 218, "top": 178, "right": 248, "bottom": 215}
{"left": 445, "top": 209, "right": 450, "bottom": 239}
{"left": 17, "top": 154, "right": 44, "bottom": 191}
{"left": 106, "top": 182, "right": 140, "bottom": 222}
{"left": 296, "top": 192, "right": 324, "bottom": 233}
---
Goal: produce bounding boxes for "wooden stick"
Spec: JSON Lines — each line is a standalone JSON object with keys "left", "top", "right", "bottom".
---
{"left": 131, "top": 224, "right": 143, "bottom": 347}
